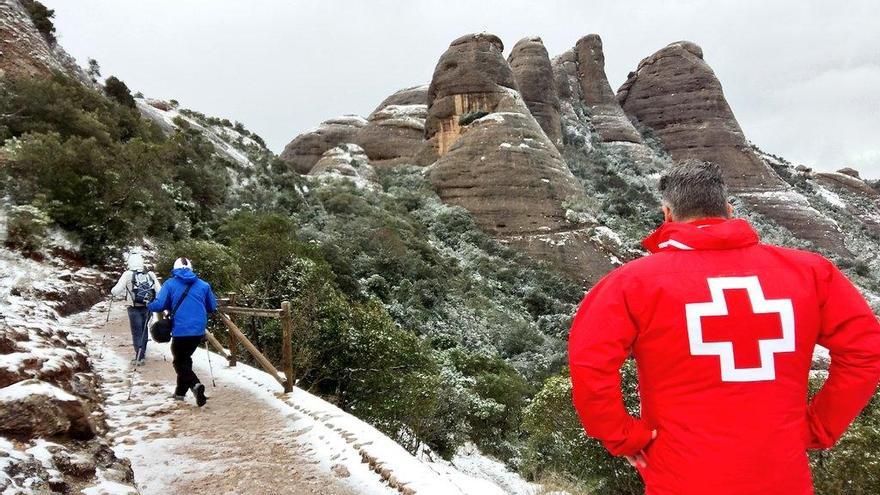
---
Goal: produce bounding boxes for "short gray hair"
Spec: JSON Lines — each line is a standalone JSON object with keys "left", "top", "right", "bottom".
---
{"left": 659, "top": 161, "right": 729, "bottom": 219}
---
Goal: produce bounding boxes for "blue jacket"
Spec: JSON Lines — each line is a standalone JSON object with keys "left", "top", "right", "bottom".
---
{"left": 148, "top": 268, "right": 217, "bottom": 337}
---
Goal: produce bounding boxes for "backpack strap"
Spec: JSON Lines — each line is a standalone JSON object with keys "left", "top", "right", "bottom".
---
{"left": 127, "top": 271, "right": 136, "bottom": 300}
{"left": 169, "top": 284, "right": 194, "bottom": 319}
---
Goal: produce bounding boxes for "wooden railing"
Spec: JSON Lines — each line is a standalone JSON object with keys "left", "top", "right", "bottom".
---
{"left": 206, "top": 293, "right": 294, "bottom": 393}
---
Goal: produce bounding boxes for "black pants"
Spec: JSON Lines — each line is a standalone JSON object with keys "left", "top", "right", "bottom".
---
{"left": 171, "top": 336, "right": 202, "bottom": 396}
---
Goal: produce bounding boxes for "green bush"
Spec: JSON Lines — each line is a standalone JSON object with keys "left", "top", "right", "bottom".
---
{"left": 3, "top": 133, "right": 174, "bottom": 261}
{"left": 0, "top": 73, "right": 160, "bottom": 145}
{"left": 522, "top": 365, "right": 643, "bottom": 495}
{"left": 0, "top": 74, "right": 233, "bottom": 261}
{"left": 156, "top": 239, "right": 240, "bottom": 293}
{"left": 103, "top": 76, "right": 136, "bottom": 109}
{"left": 446, "top": 349, "right": 532, "bottom": 458}
{"left": 20, "top": 0, "right": 56, "bottom": 45}
{"left": 216, "top": 211, "right": 315, "bottom": 284}
{"left": 810, "top": 376, "right": 880, "bottom": 494}
{"left": 5, "top": 204, "right": 50, "bottom": 253}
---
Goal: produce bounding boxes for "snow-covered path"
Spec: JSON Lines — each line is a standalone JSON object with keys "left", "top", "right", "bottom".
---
{"left": 75, "top": 302, "right": 543, "bottom": 495}
{"left": 83, "top": 305, "right": 388, "bottom": 495}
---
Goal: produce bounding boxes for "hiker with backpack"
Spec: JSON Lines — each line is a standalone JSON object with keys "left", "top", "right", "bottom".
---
{"left": 147, "top": 257, "right": 217, "bottom": 407}
{"left": 110, "top": 252, "right": 161, "bottom": 366}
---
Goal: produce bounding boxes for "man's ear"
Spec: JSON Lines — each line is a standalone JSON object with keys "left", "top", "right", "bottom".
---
{"left": 662, "top": 205, "right": 674, "bottom": 222}
{"left": 726, "top": 202, "right": 734, "bottom": 218}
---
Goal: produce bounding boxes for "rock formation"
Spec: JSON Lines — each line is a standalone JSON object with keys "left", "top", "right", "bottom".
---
{"left": 308, "top": 143, "right": 377, "bottom": 183}
{"left": 356, "top": 85, "right": 427, "bottom": 167}
{"left": 424, "top": 33, "right": 519, "bottom": 157}
{"left": 575, "top": 35, "right": 643, "bottom": 144}
{"left": 370, "top": 84, "right": 428, "bottom": 113}
{"left": 425, "top": 33, "right": 615, "bottom": 284}
{"left": 617, "top": 41, "right": 850, "bottom": 257}
{"left": 507, "top": 37, "right": 563, "bottom": 147}
{"left": 814, "top": 170, "right": 880, "bottom": 238}
{"left": 279, "top": 116, "right": 367, "bottom": 174}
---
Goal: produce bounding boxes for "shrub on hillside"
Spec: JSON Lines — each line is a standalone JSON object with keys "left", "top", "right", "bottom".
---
{"left": 5, "top": 204, "right": 50, "bottom": 253}
{"left": 809, "top": 376, "right": 880, "bottom": 494}
{"left": 156, "top": 239, "right": 240, "bottom": 293}
{"left": 522, "top": 364, "right": 643, "bottom": 495}
{"left": 3, "top": 133, "right": 174, "bottom": 261}
{"left": 0, "top": 73, "right": 160, "bottom": 145}
{"left": 103, "top": 76, "right": 136, "bottom": 109}
{"left": 20, "top": 0, "right": 56, "bottom": 45}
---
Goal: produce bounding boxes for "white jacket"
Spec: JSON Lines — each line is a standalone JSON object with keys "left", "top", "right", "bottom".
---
{"left": 110, "top": 253, "right": 161, "bottom": 305}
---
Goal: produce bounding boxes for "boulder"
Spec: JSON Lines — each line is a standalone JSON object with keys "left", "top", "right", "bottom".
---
{"left": 507, "top": 37, "right": 563, "bottom": 147}
{"left": 279, "top": 116, "right": 368, "bottom": 174}
{"left": 369, "top": 85, "right": 428, "bottom": 115}
{"left": 838, "top": 167, "right": 860, "bottom": 179}
{"left": 617, "top": 41, "right": 850, "bottom": 257}
{"left": 0, "top": 379, "right": 95, "bottom": 440}
{"left": 356, "top": 86, "right": 427, "bottom": 167}
{"left": 574, "top": 35, "right": 643, "bottom": 144}
{"left": 308, "top": 143, "right": 377, "bottom": 183}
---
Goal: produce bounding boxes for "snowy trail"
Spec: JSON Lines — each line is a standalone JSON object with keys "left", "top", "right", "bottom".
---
{"left": 82, "top": 305, "right": 388, "bottom": 495}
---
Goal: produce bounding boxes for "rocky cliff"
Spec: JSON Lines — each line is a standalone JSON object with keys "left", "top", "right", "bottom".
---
{"left": 276, "top": 32, "right": 880, "bottom": 288}
{"left": 617, "top": 41, "right": 851, "bottom": 257}
{"left": 507, "top": 37, "right": 562, "bottom": 148}
{"left": 0, "top": 0, "right": 90, "bottom": 83}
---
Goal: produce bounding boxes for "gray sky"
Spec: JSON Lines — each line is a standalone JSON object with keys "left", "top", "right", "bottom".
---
{"left": 45, "top": 0, "right": 880, "bottom": 178}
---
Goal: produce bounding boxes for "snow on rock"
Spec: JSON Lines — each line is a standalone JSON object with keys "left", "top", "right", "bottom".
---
{"left": 0, "top": 379, "right": 77, "bottom": 402}
{"left": 0, "top": 235, "right": 137, "bottom": 493}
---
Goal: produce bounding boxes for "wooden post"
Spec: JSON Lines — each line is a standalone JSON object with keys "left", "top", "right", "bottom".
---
{"left": 227, "top": 292, "right": 238, "bottom": 367}
{"left": 281, "top": 301, "right": 293, "bottom": 393}
{"left": 217, "top": 312, "right": 287, "bottom": 389}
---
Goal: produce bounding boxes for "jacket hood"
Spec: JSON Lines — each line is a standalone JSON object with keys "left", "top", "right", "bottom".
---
{"left": 171, "top": 268, "right": 199, "bottom": 284}
{"left": 642, "top": 218, "right": 760, "bottom": 253}
{"left": 127, "top": 253, "right": 145, "bottom": 271}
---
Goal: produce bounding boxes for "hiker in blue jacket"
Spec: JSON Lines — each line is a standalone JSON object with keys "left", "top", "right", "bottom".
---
{"left": 148, "top": 257, "right": 217, "bottom": 407}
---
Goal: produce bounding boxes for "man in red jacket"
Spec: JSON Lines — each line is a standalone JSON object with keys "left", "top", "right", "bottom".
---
{"left": 569, "top": 161, "right": 880, "bottom": 494}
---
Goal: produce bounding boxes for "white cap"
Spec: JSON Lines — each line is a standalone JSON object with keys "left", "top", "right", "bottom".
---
{"left": 173, "top": 257, "right": 193, "bottom": 270}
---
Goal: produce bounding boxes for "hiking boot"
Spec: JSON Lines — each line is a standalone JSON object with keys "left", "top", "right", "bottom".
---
{"left": 130, "top": 358, "right": 139, "bottom": 366}
{"left": 171, "top": 393, "right": 186, "bottom": 401}
{"left": 136, "top": 358, "right": 146, "bottom": 366}
{"left": 192, "top": 383, "right": 208, "bottom": 407}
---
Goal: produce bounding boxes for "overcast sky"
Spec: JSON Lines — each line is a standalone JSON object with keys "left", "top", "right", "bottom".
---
{"left": 44, "top": 0, "right": 880, "bottom": 178}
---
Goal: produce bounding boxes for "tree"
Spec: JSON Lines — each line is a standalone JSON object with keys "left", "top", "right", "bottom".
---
{"left": 87, "top": 59, "right": 102, "bottom": 82}
{"left": 20, "top": 0, "right": 56, "bottom": 45}
{"left": 104, "top": 76, "right": 136, "bottom": 109}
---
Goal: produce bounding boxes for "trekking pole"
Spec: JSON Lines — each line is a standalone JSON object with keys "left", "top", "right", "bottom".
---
{"left": 127, "top": 345, "right": 144, "bottom": 401}
{"left": 204, "top": 339, "right": 216, "bottom": 387}
{"left": 105, "top": 296, "right": 113, "bottom": 323}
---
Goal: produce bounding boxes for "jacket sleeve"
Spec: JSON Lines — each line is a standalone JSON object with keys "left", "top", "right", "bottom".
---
{"left": 147, "top": 281, "right": 172, "bottom": 313}
{"left": 807, "top": 260, "right": 880, "bottom": 449}
{"left": 110, "top": 271, "right": 129, "bottom": 299}
{"left": 204, "top": 284, "right": 218, "bottom": 313}
{"left": 568, "top": 272, "right": 653, "bottom": 457}
{"left": 150, "top": 272, "right": 162, "bottom": 293}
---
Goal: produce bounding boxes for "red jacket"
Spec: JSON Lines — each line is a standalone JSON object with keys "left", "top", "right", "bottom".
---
{"left": 569, "top": 218, "right": 880, "bottom": 495}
